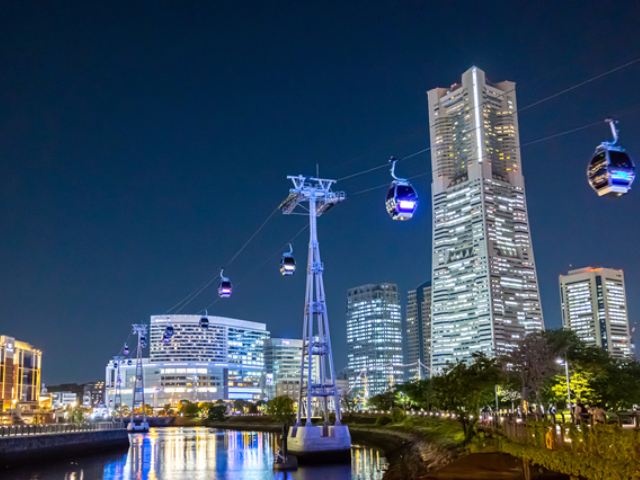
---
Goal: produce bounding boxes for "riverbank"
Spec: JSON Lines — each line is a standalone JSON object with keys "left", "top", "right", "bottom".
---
{"left": 207, "top": 415, "right": 569, "bottom": 480}
{"left": 0, "top": 428, "right": 130, "bottom": 467}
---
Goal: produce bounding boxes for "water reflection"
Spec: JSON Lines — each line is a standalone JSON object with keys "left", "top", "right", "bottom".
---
{"left": 4, "top": 427, "right": 387, "bottom": 480}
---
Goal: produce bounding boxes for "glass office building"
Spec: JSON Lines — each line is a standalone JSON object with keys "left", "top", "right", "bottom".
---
{"left": 0, "top": 336, "right": 42, "bottom": 415}
{"left": 346, "top": 284, "right": 403, "bottom": 399}
{"left": 427, "top": 66, "right": 544, "bottom": 374}
{"left": 560, "top": 267, "right": 632, "bottom": 359}
{"left": 404, "top": 281, "right": 432, "bottom": 381}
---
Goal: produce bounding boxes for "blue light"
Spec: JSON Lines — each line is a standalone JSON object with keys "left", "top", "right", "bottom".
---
{"left": 610, "top": 170, "right": 633, "bottom": 181}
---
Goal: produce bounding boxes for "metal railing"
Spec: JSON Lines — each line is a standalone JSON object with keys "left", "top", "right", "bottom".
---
{"left": 0, "top": 421, "right": 124, "bottom": 437}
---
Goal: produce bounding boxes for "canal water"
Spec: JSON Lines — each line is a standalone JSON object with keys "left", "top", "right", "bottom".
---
{"left": 3, "top": 427, "right": 388, "bottom": 480}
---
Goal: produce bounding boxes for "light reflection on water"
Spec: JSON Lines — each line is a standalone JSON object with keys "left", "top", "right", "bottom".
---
{"left": 5, "top": 427, "right": 387, "bottom": 480}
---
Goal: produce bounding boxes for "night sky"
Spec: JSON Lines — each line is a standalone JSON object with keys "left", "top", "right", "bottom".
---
{"left": 2, "top": 1, "right": 640, "bottom": 385}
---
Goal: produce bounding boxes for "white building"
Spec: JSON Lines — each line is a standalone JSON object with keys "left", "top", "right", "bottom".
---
{"left": 105, "top": 315, "right": 269, "bottom": 410}
{"left": 560, "top": 267, "right": 632, "bottom": 359}
{"left": 427, "top": 66, "right": 544, "bottom": 374}
{"left": 346, "top": 284, "right": 403, "bottom": 398}
{"left": 51, "top": 392, "right": 77, "bottom": 409}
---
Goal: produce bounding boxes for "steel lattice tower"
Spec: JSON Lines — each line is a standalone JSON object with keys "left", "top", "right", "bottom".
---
{"left": 279, "top": 175, "right": 346, "bottom": 427}
{"left": 130, "top": 324, "right": 147, "bottom": 425}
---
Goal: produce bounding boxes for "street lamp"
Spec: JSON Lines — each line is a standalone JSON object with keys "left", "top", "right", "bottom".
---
{"left": 556, "top": 357, "right": 571, "bottom": 413}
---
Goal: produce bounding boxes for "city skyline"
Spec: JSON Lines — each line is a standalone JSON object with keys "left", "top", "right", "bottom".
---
{"left": 1, "top": 2, "right": 640, "bottom": 384}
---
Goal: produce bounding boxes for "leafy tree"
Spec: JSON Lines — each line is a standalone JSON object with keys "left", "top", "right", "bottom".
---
{"left": 233, "top": 399, "right": 247, "bottom": 413}
{"left": 208, "top": 405, "right": 227, "bottom": 421}
{"left": 394, "top": 379, "right": 434, "bottom": 410}
{"left": 266, "top": 396, "right": 295, "bottom": 421}
{"left": 551, "top": 371, "right": 597, "bottom": 404}
{"left": 431, "top": 352, "right": 500, "bottom": 444}
{"left": 162, "top": 403, "right": 173, "bottom": 417}
{"left": 247, "top": 402, "right": 258, "bottom": 414}
{"left": 368, "top": 391, "right": 394, "bottom": 411}
{"left": 178, "top": 400, "right": 200, "bottom": 417}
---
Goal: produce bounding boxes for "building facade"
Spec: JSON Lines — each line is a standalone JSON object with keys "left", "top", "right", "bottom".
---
{"left": 105, "top": 315, "right": 269, "bottom": 409}
{"left": 83, "top": 381, "right": 105, "bottom": 408}
{"left": 404, "top": 281, "right": 432, "bottom": 381}
{"left": 560, "top": 267, "right": 632, "bottom": 359}
{"left": 346, "top": 284, "right": 403, "bottom": 399}
{"left": 428, "top": 67, "right": 544, "bottom": 373}
{"left": 0, "top": 336, "right": 42, "bottom": 413}
{"left": 264, "top": 338, "right": 303, "bottom": 400}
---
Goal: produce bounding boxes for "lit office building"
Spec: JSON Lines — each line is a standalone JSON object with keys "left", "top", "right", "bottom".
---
{"left": 405, "top": 281, "right": 432, "bottom": 381}
{"left": 560, "top": 267, "right": 632, "bottom": 359}
{"left": 346, "top": 284, "right": 403, "bottom": 398}
{"left": 428, "top": 66, "right": 544, "bottom": 373}
{"left": 264, "top": 338, "right": 302, "bottom": 400}
{"left": 0, "top": 335, "right": 42, "bottom": 414}
{"left": 104, "top": 315, "right": 269, "bottom": 410}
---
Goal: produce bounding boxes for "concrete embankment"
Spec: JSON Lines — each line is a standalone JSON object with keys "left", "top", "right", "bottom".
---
{"left": 0, "top": 429, "right": 130, "bottom": 467}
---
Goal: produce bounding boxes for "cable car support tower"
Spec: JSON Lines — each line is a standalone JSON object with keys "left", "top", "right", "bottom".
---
{"left": 128, "top": 324, "right": 149, "bottom": 432}
{"left": 279, "top": 175, "right": 351, "bottom": 461}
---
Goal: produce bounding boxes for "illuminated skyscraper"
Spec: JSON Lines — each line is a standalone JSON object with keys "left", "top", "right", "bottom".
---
{"left": 404, "top": 281, "right": 431, "bottom": 381}
{"left": 428, "top": 66, "right": 544, "bottom": 373}
{"left": 560, "top": 267, "right": 632, "bottom": 359}
{"left": 346, "top": 284, "right": 403, "bottom": 398}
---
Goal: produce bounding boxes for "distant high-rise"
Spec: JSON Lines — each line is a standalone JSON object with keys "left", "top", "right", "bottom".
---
{"left": 404, "top": 281, "right": 432, "bottom": 381}
{"left": 264, "top": 338, "right": 303, "bottom": 400}
{"left": 560, "top": 267, "right": 632, "bottom": 359}
{"left": 428, "top": 67, "right": 544, "bottom": 373}
{"left": 346, "top": 284, "right": 403, "bottom": 398}
{"left": 0, "top": 335, "right": 41, "bottom": 414}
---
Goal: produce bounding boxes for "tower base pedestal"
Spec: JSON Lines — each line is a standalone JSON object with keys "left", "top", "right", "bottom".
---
{"left": 287, "top": 425, "right": 351, "bottom": 463}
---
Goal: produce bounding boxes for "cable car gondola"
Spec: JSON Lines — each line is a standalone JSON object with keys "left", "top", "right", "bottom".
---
{"left": 123, "top": 344, "right": 129, "bottom": 355}
{"left": 280, "top": 243, "right": 296, "bottom": 276}
{"left": 385, "top": 157, "right": 418, "bottom": 220}
{"left": 113, "top": 361, "right": 118, "bottom": 368}
{"left": 162, "top": 333, "right": 171, "bottom": 344}
{"left": 140, "top": 336, "right": 147, "bottom": 348}
{"left": 165, "top": 323, "right": 174, "bottom": 338}
{"left": 587, "top": 118, "right": 635, "bottom": 197}
{"left": 200, "top": 313, "right": 209, "bottom": 330}
{"left": 218, "top": 268, "right": 232, "bottom": 298}
{"left": 128, "top": 359, "right": 133, "bottom": 366}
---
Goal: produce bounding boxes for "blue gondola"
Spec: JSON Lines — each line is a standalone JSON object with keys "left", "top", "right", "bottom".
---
{"left": 200, "top": 314, "right": 209, "bottom": 330}
{"left": 386, "top": 157, "right": 418, "bottom": 220}
{"left": 588, "top": 118, "right": 635, "bottom": 197}
{"left": 140, "top": 336, "right": 147, "bottom": 348}
{"left": 280, "top": 243, "right": 296, "bottom": 276}
{"left": 123, "top": 344, "right": 129, "bottom": 355}
{"left": 218, "top": 268, "right": 232, "bottom": 298}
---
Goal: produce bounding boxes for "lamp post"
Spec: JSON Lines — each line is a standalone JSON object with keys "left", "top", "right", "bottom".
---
{"left": 557, "top": 357, "right": 571, "bottom": 418}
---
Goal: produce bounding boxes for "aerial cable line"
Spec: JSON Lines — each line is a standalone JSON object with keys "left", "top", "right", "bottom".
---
{"left": 518, "top": 56, "right": 640, "bottom": 113}
{"left": 347, "top": 108, "right": 640, "bottom": 198}
{"left": 165, "top": 206, "right": 280, "bottom": 314}
{"left": 335, "top": 55, "right": 640, "bottom": 184}
{"left": 198, "top": 223, "right": 309, "bottom": 313}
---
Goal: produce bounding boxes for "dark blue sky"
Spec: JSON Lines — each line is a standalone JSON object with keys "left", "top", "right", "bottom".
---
{"left": 2, "top": 1, "right": 640, "bottom": 384}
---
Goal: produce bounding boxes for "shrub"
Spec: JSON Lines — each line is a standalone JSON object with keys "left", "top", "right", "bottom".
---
{"left": 391, "top": 407, "right": 406, "bottom": 423}
{"left": 376, "top": 415, "right": 393, "bottom": 426}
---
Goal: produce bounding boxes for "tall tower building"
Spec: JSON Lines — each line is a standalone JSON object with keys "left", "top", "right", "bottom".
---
{"left": 404, "top": 281, "right": 432, "bottom": 381}
{"left": 346, "top": 284, "right": 403, "bottom": 398}
{"left": 560, "top": 267, "right": 632, "bottom": 359}
{"left": 428, "top": 67, "right": 544, "bottom": 373}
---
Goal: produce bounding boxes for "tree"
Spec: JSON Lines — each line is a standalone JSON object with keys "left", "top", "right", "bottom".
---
{"left": 178, "top": 400, "right": 200, "bottom": 417}
{"left": 208, "top": 405, "right": 227, "bottom": 421}
{"left": 233, "top": 399, "right": 247, "bottom": 413}
{"left": 368, "top": 391, "right": 394, "bottom": 411}
{"left": 431, "top": 352, "right": 500, "bottom": 444}
{"left": 551, "top": 371, "right": 596, "bottom": 404}
{"left": 266, "top": 396, "right": 295, "bottom": 421}
{"left": 247, "top": 402, "right": 258, "bottom": 414}
{"left": 500, "top": 331, "right": 558, "bottom": 415}
{"left": 162, "top": 403, "right": 173, "bottom": 417}
{"left": 394, "top": 379, "right": 434, "bottom": 410}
